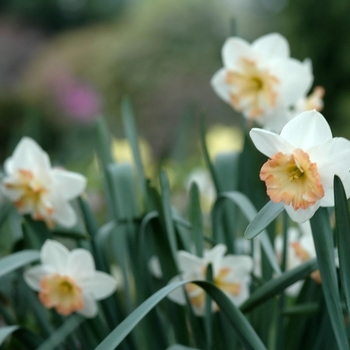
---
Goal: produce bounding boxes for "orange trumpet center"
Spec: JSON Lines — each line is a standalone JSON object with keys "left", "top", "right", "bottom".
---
{"left": 260, "top": 149, "right": 324, "bottom": 210}
{"left": 39, "top": 274, "right": 84, "bottom": 316}
{"left": 3, "top": 169, "right": 54, "bottom": 226}
{"left": 226, "top": 58, "right": 280, "bottom": 118}
{"left": 185, "top": 266, "right": 241, "bottom": 310}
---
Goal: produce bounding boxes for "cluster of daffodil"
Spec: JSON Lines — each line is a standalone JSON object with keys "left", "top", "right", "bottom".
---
{"left": 1, "top": 32, "right": 350, "bottom": 350}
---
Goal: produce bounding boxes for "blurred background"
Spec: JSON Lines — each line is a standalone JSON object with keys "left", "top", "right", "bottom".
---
{"left": 0, "top": 0, "right": 349, "bottom": 198}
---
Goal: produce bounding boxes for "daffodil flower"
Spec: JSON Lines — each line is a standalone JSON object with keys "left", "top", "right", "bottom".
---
{"left": 1, "top": 137, "right": 87, "bottom": 228}
{"left": 168, "top": 244, "right": 253, "bottom": 316}
{"left": 250, "top": 110, "right": 350, "bottom": 222}
{"left": 24, "top": 240, "right": 117, "bottom": 318}
{"left": 211, "top": 33, "right": 312, "bottom": 127}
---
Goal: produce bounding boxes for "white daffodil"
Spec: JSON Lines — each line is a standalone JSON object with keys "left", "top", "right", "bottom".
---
{"left": 24, "top": 240, "right": 117, "bottom": 318}
{"left": 211, "top": 33, "right": 312, "bottom": 127}
{"left": 1, "top": 137, "right": 87, "bottom": 228}
{"left": 250, "top": 110, "right": 350, "bottom": 223}
{"left": 168, "top": 244, "right": 253, "bottom": 316}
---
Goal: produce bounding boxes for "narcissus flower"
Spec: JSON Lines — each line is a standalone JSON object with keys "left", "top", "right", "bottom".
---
{"left": 0, "top": 137, "right": 87, "bottom": 228}
{"left": 24, "top": 240, "right": 117, "bottom": 318}
{"left": 211, "top": 33, "right": 312, "bottom": 127}
{"left": 168, "top": 244, "right": 253, "bottom": 316}
{"left": 250, "top": 110, "right": 350, "bottom": 222}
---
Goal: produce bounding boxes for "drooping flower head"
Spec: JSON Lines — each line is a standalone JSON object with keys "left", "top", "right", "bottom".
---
{"left": 0, "top": 137, "right": 87, "bottom": 228}
{"left": 211, "top": 33, "right": 313, "bottom": 127}
{"left": 24, "top": 240, "right": 117, "bottom": 318}
{"left": 250, "top": 110, "right": 350, "bottom": 222}
{"left": 168, "top": 244, "right": 253, "bottom": 316}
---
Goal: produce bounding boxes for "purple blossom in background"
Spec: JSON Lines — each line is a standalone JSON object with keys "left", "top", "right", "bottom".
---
{"left": 50, "top": 72, "right": 103, "bottom": 123}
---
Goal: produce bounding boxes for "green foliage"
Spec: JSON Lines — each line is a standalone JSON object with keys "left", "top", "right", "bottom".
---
{"left": 1, "top": 99, "right": 350, "bottom": 350}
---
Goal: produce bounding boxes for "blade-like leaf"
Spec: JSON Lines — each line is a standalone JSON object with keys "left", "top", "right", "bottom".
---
{"left": 244, "top": 201, "right": 284, "bottom": 239}
{"left": 167, "top": 346, "right": 200, "bottom": 350}
{"left": 189, "top": 183, "right": 203, "bottom": 257}
{"left": 95, "top": 280, "right": 266, "bottom": 350}
{"left": 121, "top": 97, "right": 148, "bottom": 206}
{"left": 282, "top": 303, "right": 319, "bottom": 316}
{"left": 37, "top": 315, "right": 84, "bottom": 350}
{"left": 334, "top": 175, "right": 350, "bottom": 317}
{"left": 199, "top": 114, "right": 221, "bottom": 194}
{"left": 159, "top": 170, "right": 178, "bottom": 265}
{"left": 0, "top": 325, "right": 19, "bottom": 346}
{"left": 310, "top": 208, "right": 349, "bottom": 350}
{"left": 241, "top": 258, "right": 318, "bottom": 313}
{"left": 0, "top": 250, "right": 40, "bottom": 278}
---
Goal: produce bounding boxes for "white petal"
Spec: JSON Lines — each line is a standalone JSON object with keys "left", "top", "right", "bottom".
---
{"left": 275, "top": 59, "right": 313, "bottom": 106}
{"left": 310, "top": 137, "right": 350, "bottom": 188}
{"left": 177, "top": 251, "right": 204, "bottom": 276}
{"left": 222, "top": 37, "right": 255, "bottom": 69}
{"left": 204, "top": 244, "right": 227, "bottom": 275}
{"left": 5, "top": 137, "right": 51, "bottom": 178}
{"left": 51, "top": 200, "right": 77, "bottom": 228}
{"left": 67, "top": 249, "right": 95, "bottom": 280}
{"left": 221, "top": 255, "right": 253, "bottom": 279}
{"left": 79, "top": 271, "right": 117, "bottom": 300}
{"left": 51, "top": 169, "right": 87, "bottom": 200}
{"left": 204, "top": 244, "right": 227, "bottom": 263}
{"left": 167, "top": 276, "right": 187, "bottom": 306}
{"left": 284, "top": 203, "right": 320, "bottom": 223}
{"left": 79, "top": 294, "right": 98, "bottom": 318}
{"left": 252, "top": 33, "right": 290, "bottom": 59}
{"left": 23, "top": 265, "right": 51, "bottom": 291}
{"left": 227, "top": 277, "right": 251, "bottom": 306}
{"left": 41, "top": 239, "right": 69, "bottom": 273}
{"left": 210, "top": 68, "right": 231, "bottom": 104}
{"left": 249, "top": 128, "right": 293, "bottom": 157}
{"left": 319, "top": 186, "right": 334, "bottom": 207}
{"left": 280, "top": 111, "right": 332, "bottom": 149}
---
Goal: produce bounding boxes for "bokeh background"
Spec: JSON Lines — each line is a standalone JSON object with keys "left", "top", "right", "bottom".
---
{"left": 0, "top": 0, "right": 349, "bottom": 181}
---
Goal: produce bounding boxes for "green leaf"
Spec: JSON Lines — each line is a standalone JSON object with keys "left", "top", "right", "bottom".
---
{"left": 214, "top": 192, "right": 281, "bottom": 275}
{"left": 241, "top": 258, "right": 318, "bottom": 313}
{"left": 189, "top": 183, "right": 203, "bottom": 257}
{"left": 0, "top": 250, "right": 40, "bottom": 278}
{"left": 167, "top": 346, "right": 200, "bottom": 350}
{"left": 244, "top": 201, "right": 284, "bottom": 239}
{"left": 159, "top": 170, "right": 179, "bottom": 265}
{"left": 107, "top": 163, "right": 140, "bottom": 220}
{"left": 334, "top": 175, "right": 350, "bottom": 317}
{"left": 95, "top": 280, "right": 266, "bottom": 350}
{"left": 0, "top": 325, "right": 19, "bottom": 346}
{"left": 204, "top": 264, "right": 213, "bottom": 350}
{"left": 121, "top": 97, "right": 148, "bottom": 207}
{"left": 199, "top": 114, "right": 221, "bottom": 194}
{"left": 214, "top": 152, "right": 240, "bottom": 192}
{"left": 37, "top": 315, "right": 84, "bottom": 350}
{"left": 282, "top": 302, "right": 319, "bottom": 316}
{"left": 94, "top": 117, "right": 114, "bottom": 219}
{"left": 310, "top": 208, "right": 349, "bottom": 350}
